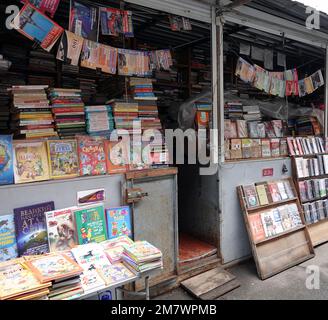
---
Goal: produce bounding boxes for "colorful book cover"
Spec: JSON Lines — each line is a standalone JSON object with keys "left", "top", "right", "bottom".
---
{"left": 0, "top": 135, "right": 14, "bottom": 185}
{"left": 45, "top": 207, "right": 77, "bottom": 252}
{"left": 101, "top": 236, "right": 134, "bottom": 263}
{"left": 69, "top": 0, "right": 99, "bottom": 41}
{"left": 255, "top": 184, "right": 269, "bottom": 206}
{"left": 105, "top": 206, "right": 132, "bottom": 240}
{"left": 77, "top": 136, "right": 107, "bottom": 176}
{"left": 124, "top": 240, "right": 162, "bottom": 263}
{"left": 0, "top": 215, "right": 18, "bottom": 262}
{"left": 13, "top": 140, "right": 50, "bottom": 184}
{"left": 100, "top": 262, "right": 135, "bottom": 286}
{"left": 13, "top": 3, "right": 63, "bottom": 52}
{"left": 0, "top": 259, "right": 50, "bottom": 300}
{"left": 267, "top": 182, "right": 282, "bottom": 202}
{"left": 14, "top": 201, "right": 54, "bottom": 256}
{"left": 74, "top": 204, "right": 107, "bottom": 244}
{"left": 104, "top": 140, "right": 128, "bottom": 174}
{"left": 248, "top": 213, "right": 266, "bottom": 242}
{"left": 260, "top": 211, "right": 276, "bottom": 238}
{"left": 22, "top": 0, "right": 61, "bottom": 18}
{"left": 24, "top": 253, "right": 82, "bottom": 283}
{"left": 47, "top": 140, "right": 79, "bottom": 179}
{"left": 243, "top": 184, "right": 259, "bottom": 208}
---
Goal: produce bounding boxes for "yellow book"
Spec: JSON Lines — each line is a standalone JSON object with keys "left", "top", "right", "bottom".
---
{"left": 47, "top": 139, "right": 79, "bottom": 179}
{"left": 256, "top": 184, "right": 269, "bottom": 206}
{"left": 13, "top": 140, "right": 50, "bottom": 184}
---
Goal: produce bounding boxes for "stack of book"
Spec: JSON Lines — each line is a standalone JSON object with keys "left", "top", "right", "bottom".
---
{"left": 0, "top": 258, "right": 52, "bottom": 300}
{"left": 9, "top": 85, "right": 57, "bottom": 139}
{"left": 295, "top": 116, "right": 315, "bottom": 136}
{"left": 303, "top": 200, "right": 328, "bottom": 225}
{"left": 0, "top": 54, "right": 11, "bottom": 72}
{"left": 122, "top": 240, "right": 163, "bottom": 273}
{"left": 23, "top": 252, "right": 83, "bottom": 301}
{"left": 49, "top": 88, "right": 86, "bottom": 138}
{"left": 111, "top": 100, "right": 141, "bottom": 135}
{"left": 85, "top": 105, "right": 115, "bottom": 136}
{"left": 243, "top": 105, "right": 262, "bottom": 121}
{"left": 224, "top": 102, "right": 244, "bottom": 120}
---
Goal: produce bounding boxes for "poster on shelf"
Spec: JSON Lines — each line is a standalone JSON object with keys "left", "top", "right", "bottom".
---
{"left": 69, "top": 0, "right": 99, "bottom": 41}
{"left": 13, "top": 3, "right": 63, "bottom": 52}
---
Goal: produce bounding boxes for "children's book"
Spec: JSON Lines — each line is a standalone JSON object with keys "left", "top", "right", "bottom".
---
{"left": 77, "top": 136, "right": 107, "bottom": 176}
{"left": 24, "top": 253, "right": 83, "bottom": 283}
{"left": 260, "top": 211, "right": 276, "bottom": 238}
{"left": 101, "top": 236, "right": 134, "bottom": 263}
{"left": 74, "top": 204, "right": 107, "bottom": 244}
{"left": 124, "top": 241, "right": 162, "bottom": 263}
{"left": 47, "top": 140, "right": 79, "bottom": 179}
{"left": 14, "top": 201, "right": 54, "bottom": 256}
{"left": 13, "top": 140, "right": 50, "bottom": 184}
{"left": 0, "top": 214, "right": 18, "bottom": 262}
{"left": 105, "top": 206, "right": 132, "bottom": 240}
{"left": 104, "top": 140, "right": 128, "bottom": 174}
{"left": 242, "top": 184, "right": 259, "bottom": 208}
{"left": 0, "top": 135, "right": 14, "bottom": 185}
{"left": 100, "top": 262, "right": 135, "bottom": 286}
{"left": 0, "top": 259, "right": 51, "bottom": 300}
{"left": 45, "top": 207, "right": 77, "bottom": 252}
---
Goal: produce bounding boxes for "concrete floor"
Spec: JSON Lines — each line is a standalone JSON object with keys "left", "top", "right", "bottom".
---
{"left": 155, "top": 243, "right": 328, "bottom": 300}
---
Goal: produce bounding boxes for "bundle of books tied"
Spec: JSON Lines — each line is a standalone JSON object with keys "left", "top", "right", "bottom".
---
{"left": 110, "top": 100, "right": 141, "bottom": 135}
{"left": 85, "top": 105, "right": 115, "bottom": 136}
{"left": 49, "top": 88, "right": 86, "bottom": 138}
{"left": 9, "top": 85, "right": 57, "bottom": 139}
{"left": 122, "top": 240, "right": 163, "bottom": 273}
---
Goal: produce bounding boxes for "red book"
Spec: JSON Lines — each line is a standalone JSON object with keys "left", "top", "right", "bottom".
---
{"left": 104, "top": 141, "right": 128, "bottom": 174}
{"left": 77, "top": 136, "right": 107, "bottom": 176}
{"left": 248, "top": 214, "right": 266, "bottom": 242}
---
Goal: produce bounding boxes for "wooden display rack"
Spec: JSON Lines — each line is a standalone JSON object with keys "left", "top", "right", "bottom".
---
{"left": 237, "top": 178, "right": 315, "bottom": 280}
{"left": 291, "top": 154, "right": 328, "bottom": 246}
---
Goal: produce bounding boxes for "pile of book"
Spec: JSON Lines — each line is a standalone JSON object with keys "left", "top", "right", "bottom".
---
{"left": 242, "top": 180, "right": 295, "bottom": 209}
{"left": 303, "top": 200, "right": 328, "bottom": 225}
{"left": 111, "top": 100, "right": 141, "bottom": 135}
{"left": 9, "top": 85, "right": 57, "bottom": 139}
{"left": 0, "top": 258, "right": 52, "bottom": 300}
{"left": 85, "top": 105, "right": 115, "bottom": 136}
{"left": 72, "top": 243, "right": 135, "bottom": 294}
{"left": 287, "top": 137, "right": 325, "bottom": 156}
{"left": 224, "top": 102, "right": 244, "bottom": 120}
{"left": 0, "top": 54, "right": 11, "bottom": 72}
{"left": 23, "top": 252, "right": 83, "bottom": 301}
{"left": 243, "top": 105, "right": 262, "bottom": 121}
{"left": 122, "top": 240, "right": 163, "bottom": 273}
{"left": 295, "top": 155, "right": 328, "bottom": 178}
{"left": 49, "top": 88, "right": 86, "bottom": 138}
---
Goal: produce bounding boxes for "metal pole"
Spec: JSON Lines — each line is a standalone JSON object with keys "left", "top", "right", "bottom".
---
{"left": 325, "top": 44, "right": 328, "bottom": 139}
{"left": 211, "top": 6, "right": 219, "bottom": 164}
{"left": 217, "top": 17, "right": 225, "bottom": 164}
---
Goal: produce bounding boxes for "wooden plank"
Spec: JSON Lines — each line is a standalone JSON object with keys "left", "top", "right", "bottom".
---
{"left": 126, "top": 167, "right": 178, "bottom": 180}
{"left": 181, "top": 268, "right": 235, "bottom": 298}
{"left": 308, "top": 220, "right": 328, "bottom": 246}
{"left": 203, "top": 279, "right": 240, "bottom": 300}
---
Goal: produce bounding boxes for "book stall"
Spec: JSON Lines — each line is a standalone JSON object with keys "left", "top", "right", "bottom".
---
{"left": 213, "top": 2, "right": 328, "bottom": 270}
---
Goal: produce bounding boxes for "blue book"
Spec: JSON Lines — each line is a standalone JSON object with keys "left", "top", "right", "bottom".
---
{"left": 0, "top": 135, "right": 14, "bottom": 185}
{"left": 105, "top": 206, "right": 132, "bottom": 240}
{"left": 14, "top": 201, "right": 54, "bottom": 256}
{"left": 0, "top": 214, "right": 18, "bottom": 262}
